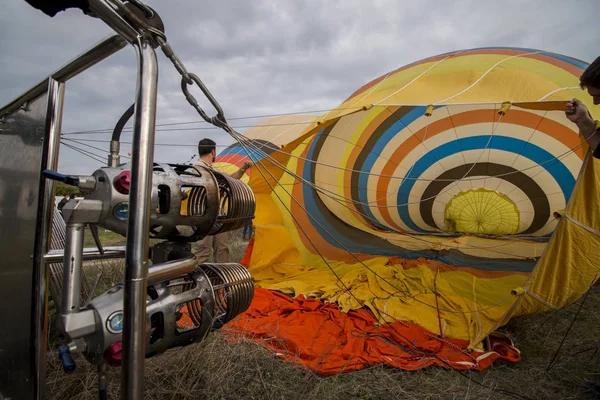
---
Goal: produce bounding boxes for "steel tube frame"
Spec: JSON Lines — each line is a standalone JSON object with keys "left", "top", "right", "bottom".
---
{"left": 0, "top": 35, "right": 127, "bottom": 120}
{"left": 0, "top": 34, "right": 128, "bottom": 400}
{"left": 44, "top": 246, "right": 127, "bottom": 263}
{"left": 147, "top": 252, "right": 198, "bottom": 286}
{"left": 87, "top": 0, "right": 140, "bottom": 44}
{"left": 61, "top": 223, "right": 86, "bottom": 314}
{"left": 29, "top": 78, "right": 65, "bottom": 399}
{"left": 48, "top": 246, "right": 196, "bottom": 288}
{"left": 1, "top": 2, "right": 163, "bottom": 397}
{"left": 121, "top": 35, "right": 158, "bottom": 399}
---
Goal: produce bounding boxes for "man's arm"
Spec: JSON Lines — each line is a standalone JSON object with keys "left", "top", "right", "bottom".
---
{"left": 230, "top": 161, "right": 253, "bottom": 180}
{"left": 566, "top": 99, "right": 600, "bottom": 153}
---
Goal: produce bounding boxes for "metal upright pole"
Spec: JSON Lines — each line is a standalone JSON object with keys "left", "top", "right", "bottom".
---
{"left": 32, "top": 78, "right": 65, "bottom": 399}
{"left": 122, "top": 35, "right": 158, "bottom": 399}
{"left": 61, "top": 223, "right": 86, "bottom": 314}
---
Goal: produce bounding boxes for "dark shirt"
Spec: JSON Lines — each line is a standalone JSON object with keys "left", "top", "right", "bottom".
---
{"left": 57, "top": 198, "right": 68, "bottom": 211}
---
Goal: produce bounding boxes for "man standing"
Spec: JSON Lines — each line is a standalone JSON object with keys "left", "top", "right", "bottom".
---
{"left": 242, "top": 222, "right": 253, "bottom": 240}
{"left": 57, "top": 193, "right": 69, "bottom": 211}
{"left": 565, "top": 56, "right": 600, "bottom": 396}
{"left": 57, "top": 193, "right": 69, "bottom": 219}
{"left": 192, "top": 138, "right": 253, "bottom": 263}
{"left": 565, "top": 56, "right": 600, "bottom": 157}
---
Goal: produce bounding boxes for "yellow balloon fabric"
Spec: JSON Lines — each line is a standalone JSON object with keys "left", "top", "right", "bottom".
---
{"left": 215, "top": 47, "right": 600, "bottom": 347}
{"left": 444, "top": 189, "right": 520, "bottom": 235}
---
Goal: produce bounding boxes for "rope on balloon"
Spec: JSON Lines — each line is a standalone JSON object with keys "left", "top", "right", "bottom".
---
{"left": 223, "top": 126, "right": 537, "bottom": 251}
{"left": 223, "top": 123, "right": 523, "bottom": 316}
{"left": 217, "top": 107, "right": 565, "bottom": 248}
{"left": 221, "top": 124, "right": 540, "bottom": 400}
{"left": 62, "top": 107, "right": 588, "bottom": 186}
{"left": 61, "top": 128, "right": 563, "bottom": 249}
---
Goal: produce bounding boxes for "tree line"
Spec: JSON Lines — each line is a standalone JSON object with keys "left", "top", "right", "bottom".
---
{"left": 55, "top": 181, "right": 83, "bottom": 197}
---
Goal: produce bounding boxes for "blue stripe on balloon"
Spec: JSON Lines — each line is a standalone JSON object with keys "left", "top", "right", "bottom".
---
{"left": 395, "top": 135, "right": 576, "bottom": 233}
{"left": 302, "top": 128, "right": 401, "bottom": 254}
{"left": 356, "top": 106, "right": 436, "bottom": 231}
{"left": 218, "top": 146, "right": 249, "bottom": 157}
{"left": 218, "top": 144, "right": 268, "bottom": 161}
{"left": 301, "top": 128, "right": 540, "bottom": 272}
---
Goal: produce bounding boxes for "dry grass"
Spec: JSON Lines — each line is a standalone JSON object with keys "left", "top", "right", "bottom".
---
{"left": 45, "top": 231, "right": 600, "bottom": 399}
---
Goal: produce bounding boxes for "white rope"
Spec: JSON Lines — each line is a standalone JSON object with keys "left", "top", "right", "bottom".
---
{"left": 564, "top": 213, "right": 600, "bottom": 237}
{"left": 227, "top": 126, "right": 535, "bottom": 314}
{"left": 434, "top": 51, "right": 544, "bottom": 104}
{"left": 373, "top": 51, "right": 462, "bottom": 105}
{"left": 537, "top": 86, "right": 580, "bottom": 101}
{"left": 229, "top": 129, "right": 550, "bottom": 252}
{"left": 229, "top": 119, "right": 586, "bottom": 211}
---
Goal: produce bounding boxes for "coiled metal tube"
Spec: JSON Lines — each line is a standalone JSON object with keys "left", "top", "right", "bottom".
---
{"left": 209, "top": 172, "right": 256, "bottom": 235}
{"left": 199, "top": 263, "right": 254, "bottom": 326}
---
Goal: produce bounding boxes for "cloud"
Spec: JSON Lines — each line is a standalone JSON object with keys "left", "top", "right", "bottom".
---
{"left": 1, "top": 0, "right": 597, "bottom": 174}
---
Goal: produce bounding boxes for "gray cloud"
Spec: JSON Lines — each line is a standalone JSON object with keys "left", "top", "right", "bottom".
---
{"left": 1, "top": 0, "right": 598, "bottom": 174}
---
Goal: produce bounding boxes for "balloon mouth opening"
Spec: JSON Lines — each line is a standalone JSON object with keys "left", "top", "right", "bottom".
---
{"left": 443, "top": 188, "right": 520, "bottom": 235}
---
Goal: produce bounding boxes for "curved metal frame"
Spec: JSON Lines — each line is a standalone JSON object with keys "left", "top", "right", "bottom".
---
{"left": 0, "top": 1, "right": 235, "bottom": 398}
{"left": 0, "top": 6, "right": 160, "bottom": 400}
{"left": 0, "top": 33, "right": 128, "bottom": 400}
{"left": 121, "top": 34, "right": 158, "bottom": 398}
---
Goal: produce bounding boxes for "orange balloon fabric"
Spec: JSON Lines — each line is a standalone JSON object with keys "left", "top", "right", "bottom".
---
{"left": 223, "top": 287, "right": 520, "bottom": 375}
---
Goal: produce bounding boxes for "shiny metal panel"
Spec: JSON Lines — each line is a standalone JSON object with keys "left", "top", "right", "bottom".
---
{"left": 0, "top": 32, "right": 128, "bottom": 400}
{"left": 0, "top": 92, "right": 47, "bottom": 400}
{"left": 122, "top": 36, "right": 158, "bottom": 399}
{"left": 31, "top": 78, "right": 64, "bottom": 399}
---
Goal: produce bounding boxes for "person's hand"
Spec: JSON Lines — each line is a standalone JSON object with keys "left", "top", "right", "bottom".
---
{"left": 566, "top": 98, "right": 593, "bottom": 125}
{"left": 241, "top": 160, "right": 254, "bottom": 171}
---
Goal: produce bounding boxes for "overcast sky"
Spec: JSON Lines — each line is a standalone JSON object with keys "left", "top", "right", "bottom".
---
{"left": 1, "top": 0, "right": 598, "bottom": 175}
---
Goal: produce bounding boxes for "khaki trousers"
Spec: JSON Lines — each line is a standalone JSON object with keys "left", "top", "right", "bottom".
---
{"left": 192, "top": 231, "right": 230, "bottom": 264}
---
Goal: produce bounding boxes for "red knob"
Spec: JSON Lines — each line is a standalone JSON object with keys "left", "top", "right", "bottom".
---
{"left": 113, "top": 171, "right": 131, "bottom": 195}
{"left": 104, "top": 341, "right": 123, "bottom": 366}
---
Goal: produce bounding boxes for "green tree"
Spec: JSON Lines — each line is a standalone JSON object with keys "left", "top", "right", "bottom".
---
{"left": 55, "top": 181, "right": 83, "bottom": 197}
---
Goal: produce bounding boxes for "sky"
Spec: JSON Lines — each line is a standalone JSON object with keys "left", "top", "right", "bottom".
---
{"left": 0, "top": 0, "right": 598, "bottom": 175}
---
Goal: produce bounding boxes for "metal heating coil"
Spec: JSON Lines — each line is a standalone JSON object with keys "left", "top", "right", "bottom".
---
{"left": 183, "top": 186, "right": 208, "bottom": 217}
{"left": 209, "top": 173, "right": 256, "bottom": 235}
{"left": 181, "top": 263, "right": 254, "bottom": 329}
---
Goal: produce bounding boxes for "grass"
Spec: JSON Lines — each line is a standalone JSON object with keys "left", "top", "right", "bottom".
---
{"left": 45, "top": 230, "right": 600, "bottom": 399}
{"left": 83, "top": 229, "right": 126, "bottom": 248}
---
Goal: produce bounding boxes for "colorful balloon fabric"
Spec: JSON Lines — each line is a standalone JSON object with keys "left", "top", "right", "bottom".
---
{"left": 215, "top": 47, "right": 600, "bottom": 374}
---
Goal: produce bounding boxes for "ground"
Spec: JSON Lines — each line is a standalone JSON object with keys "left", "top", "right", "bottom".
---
{"left": 46, "top": 230, "right": 600, "bottom": 400}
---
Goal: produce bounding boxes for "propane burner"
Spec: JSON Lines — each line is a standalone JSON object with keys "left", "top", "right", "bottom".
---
{"left": 57, "top": 162, "right": 256, "bottom": 243}
{"left": 78, "top": 262, "right": 253, "bottom": 365}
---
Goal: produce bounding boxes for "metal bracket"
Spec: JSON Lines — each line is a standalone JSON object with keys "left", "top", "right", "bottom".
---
{"left": 62, "top": 199, "right": 104, "bottom": 224}
{"left": 58, "top": 309, "right": 97, "bottom": 339}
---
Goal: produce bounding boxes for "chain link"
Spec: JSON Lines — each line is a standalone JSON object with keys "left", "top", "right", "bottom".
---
{"left": 115, "top": 0, "right": 229, "bottom": 128}
{"left": 154, "top": 35, "right": 192, "bottom": 84}
{"left": 180, "top": 73, "right": 227, "bottom": 126}
{"left": 151, "top": 32, "right": 228, "bottom": 127}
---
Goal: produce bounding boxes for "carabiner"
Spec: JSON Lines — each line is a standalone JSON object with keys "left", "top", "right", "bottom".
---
{"left": 180, "top": 73, "right": 227, "bottom": 125}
